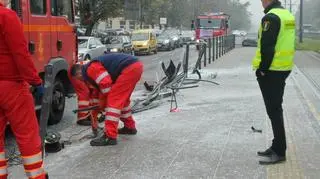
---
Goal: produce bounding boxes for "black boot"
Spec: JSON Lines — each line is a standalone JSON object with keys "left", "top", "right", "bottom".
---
{"left": 257, "top": 147, "right": 273, "bottom": 157}
{"left": 118, "top": 127, "right": 137, "bottom": 135}
{"left": 259, "top": 151, "right": 286, "bottom": 165}
{"left": 97, "top": 114, "right": 105, "bottom": 123}
{"left": 90, "top": 134, "right": 117, "bottom": 146}
{"left": 77, "top": 118, "right": 91, "bottom": 126}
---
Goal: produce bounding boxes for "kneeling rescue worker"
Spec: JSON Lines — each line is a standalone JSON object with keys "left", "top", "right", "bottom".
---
{"left": 0, "top": 1, "right": 46, "bottom": 178}
{"left": 70, "top": 53, "right": 143, "bottom": 146}
{"left": 68, "top": 60, "right": 104, "bottom": 130}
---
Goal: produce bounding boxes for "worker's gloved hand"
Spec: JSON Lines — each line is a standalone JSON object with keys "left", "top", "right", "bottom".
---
{"left": 35, "top": 85, "right": 45, "bottom": 100}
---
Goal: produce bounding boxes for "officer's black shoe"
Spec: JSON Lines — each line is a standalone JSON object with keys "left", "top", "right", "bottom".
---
{"left": 118, "top": 127, "right": 137, "bottom": 135}
{"left": 90, "top": 134, "right": 117, "bottom": 146}
{"left": 259, "top": 151, "right": 286, "bottom": 165}
{"left": 77, "top": 119, "right": 91, "bottom": 126}
{"left": 257, "top": 147, "right": 273, "bottom": 157}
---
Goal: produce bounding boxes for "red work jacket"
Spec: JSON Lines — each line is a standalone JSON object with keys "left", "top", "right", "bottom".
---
{"left": 0, "top": 3, "right": 41, "bottom": 85}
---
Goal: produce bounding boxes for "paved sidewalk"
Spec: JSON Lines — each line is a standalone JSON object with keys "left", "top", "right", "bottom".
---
{"left": 9, "top": 48, "right": 320, "bottom": 178}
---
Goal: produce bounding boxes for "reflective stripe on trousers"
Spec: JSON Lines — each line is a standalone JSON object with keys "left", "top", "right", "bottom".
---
{"left": 22, "top": 152, "right": 42, "bottom": 166}
{"left": 0, "top": 152, "right": 7, "bottom": 177}
{"left": 105, "top": 107, "right": 121, "bottom": 122}
{"left": 25, "top": 167, "right": 45, "bottom": 178}
{"left": 78, "top": 100, "right": 90, "bottom": 106}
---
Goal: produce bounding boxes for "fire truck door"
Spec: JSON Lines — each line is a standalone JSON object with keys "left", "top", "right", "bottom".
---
{"left": 52, "top": 0, "right": 75, "bottom": 62}
{"left": 9, "top": 0, "right": 30, "bottom": 45}
{"left": 27, "top": 0, "right": 52, "bottom": 72}
{"left": 50, "top": 0, "right": 58, "bottom": 59}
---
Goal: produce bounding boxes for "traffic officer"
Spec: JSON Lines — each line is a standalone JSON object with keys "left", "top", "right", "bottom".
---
{"left": 252, "top": 0, "right": 295, "bottom": 165}
{"left": 70, "top": 53, "right": 143, "bottom": 146}
{"left": 0, "top": 1, "right": 46, "bottom": 178}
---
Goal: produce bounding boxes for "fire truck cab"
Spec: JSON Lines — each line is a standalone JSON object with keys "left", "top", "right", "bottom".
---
{"left": 192, "top": 12, "right": 231, "bottom": 50}
{"left": 8, "top": 0, "right": 77, "bottom": 124}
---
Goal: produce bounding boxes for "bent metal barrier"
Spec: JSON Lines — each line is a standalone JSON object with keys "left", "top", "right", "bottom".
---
{"left": 131, "top": 34, "right": 236, "bottom": 113}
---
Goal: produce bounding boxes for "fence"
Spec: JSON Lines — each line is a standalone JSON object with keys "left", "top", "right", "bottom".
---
{"left": 183, "top": 34, "right": 236, "bottom": 75}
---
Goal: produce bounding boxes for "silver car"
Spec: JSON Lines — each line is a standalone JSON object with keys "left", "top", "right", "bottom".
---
{"left": 78, "top": 37, "right": 106, "bottom": 61}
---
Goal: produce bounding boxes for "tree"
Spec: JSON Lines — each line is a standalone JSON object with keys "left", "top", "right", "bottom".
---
{"left": 78, "top": 0, "right": 124, "bottom": 35}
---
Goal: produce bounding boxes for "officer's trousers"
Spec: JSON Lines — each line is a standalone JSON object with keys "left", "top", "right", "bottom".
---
{"left": 257, "top": 71, "right": 290, "bottom": 157}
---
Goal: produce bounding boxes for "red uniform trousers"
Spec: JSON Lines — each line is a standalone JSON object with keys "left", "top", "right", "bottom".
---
{"left": 87, "top": 62, "right": 143, "bottom": 139}
{"left": 68, "top": 71, "right": 91, "bottom": 121}
{"left": 0, "top": 81, "right": 45, "bottom": 179}
{"left": 69, "top": 71, "right": 102, "bottom": 130}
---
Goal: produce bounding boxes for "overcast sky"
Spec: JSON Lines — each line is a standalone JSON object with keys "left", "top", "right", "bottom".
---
{"left": 240, "top": 0, "right": 300, "bottom": 32}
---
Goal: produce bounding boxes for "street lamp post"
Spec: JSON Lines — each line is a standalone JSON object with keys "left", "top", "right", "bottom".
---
{"left": 299, "top": 0, "right": 303, "bottom": 43}
{"left": 285, "top": 0, "right": 287, "bottom": 8}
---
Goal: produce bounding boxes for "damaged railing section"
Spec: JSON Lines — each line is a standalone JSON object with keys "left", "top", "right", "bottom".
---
{"left": 132, "top": 35, "right": 235, "bottom": 113}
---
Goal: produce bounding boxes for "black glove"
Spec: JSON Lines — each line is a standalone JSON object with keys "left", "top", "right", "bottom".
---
{"left": 256, "top": 69, "right": 268, "bottom": 78}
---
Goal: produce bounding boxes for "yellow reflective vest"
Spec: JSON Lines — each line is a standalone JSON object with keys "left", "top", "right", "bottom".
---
{"left": 252, "top": 8, "right": 296, "bottom": 71}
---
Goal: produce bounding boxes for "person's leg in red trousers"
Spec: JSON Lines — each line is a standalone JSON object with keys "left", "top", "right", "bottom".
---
{"left": 69, "top": 73, "right": 92, "bottom": 126}
{"left": 0, "top": 81, "right": 46, "bottom": 179}
{"left": 118, "top": 99, "right": 137, "bottom": 135}
{"left": 90, "top": 61, "right": 143, "bottom": 146}
{"left": 105, "top": 62, "right": 143, "bottom": 140}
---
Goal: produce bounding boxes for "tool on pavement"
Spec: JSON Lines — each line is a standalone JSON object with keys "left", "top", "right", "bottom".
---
{"left": 72, "top": 105, "right": 100, "bottom": 114}
{"left": 251, "top": 126, "right": 263, "bottom": 133}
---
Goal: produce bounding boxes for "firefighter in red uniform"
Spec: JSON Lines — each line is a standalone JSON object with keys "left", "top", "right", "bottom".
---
{"left": 68, "top": 61, "right": 96, "bottom": 126}
{"left": 0, "top": 1, "right": 46, "bottom": 178}
{"left": 69, "top": 61, "right": 104, "bottom": 137}
{"left": 70, "top": 53, "right": 143, "bottom": 146}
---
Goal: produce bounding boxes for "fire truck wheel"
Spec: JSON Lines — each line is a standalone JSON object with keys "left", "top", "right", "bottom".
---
{"left": 48, "top": 79, "right": 66, "bottom": 125}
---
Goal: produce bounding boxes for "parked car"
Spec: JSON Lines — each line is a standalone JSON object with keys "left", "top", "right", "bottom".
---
{"left": 163, "top": 30, "right": 183, "bottom": 48}
{"left": 157, "top": 34, "right": 175, "bottom": 51}
{"left": 105, "top": 36, "right": 133, "bottom": 54}
{"left": 242, "top": 33, "right": 258, "bottom": 47}
{"left": 78, "top": 37, "right": 106, "bottom": 61}
{"left": 181, "top": 30, "right": 196, "bottom": 44}
{"left": 131, "top": 29, "right": 158, "bottom": 55}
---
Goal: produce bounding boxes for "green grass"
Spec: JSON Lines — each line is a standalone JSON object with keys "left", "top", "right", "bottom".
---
{"left": 296, "top": 38, "right": 320, "bottom": 52}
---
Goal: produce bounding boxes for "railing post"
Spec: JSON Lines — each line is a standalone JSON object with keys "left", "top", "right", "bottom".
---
{"left": 219, "top": 36, "right": 222, "bottom": 58}
{"left": 198, "top": 44, "right": 202, "bottom": 70}
{"left": 185, "top": 43, "right": 189, "bottom": 77}
{"left": 221, "top": 36, "right": 224, "bottom": 56}
{"left": 216, "top": 36, "right": 219, "bottom": 59}
{"left": 204, "top": 43, "right": 207, "bottom": 67}
{"left": 233, "top": 35, "right": 236, "bottom": 49}
{"left": 208, "top": 38, "right": 211, "bottom": 64}
{"left": 212, "top": 37, "right": 215, "bottom": 62}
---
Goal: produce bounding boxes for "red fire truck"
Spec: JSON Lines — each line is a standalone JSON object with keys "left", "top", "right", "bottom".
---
{"left": 193, "top": 12, "right": 231, "bottom": 50}
{"left": 9, "top": 0, "right": 77, "bottom": 125}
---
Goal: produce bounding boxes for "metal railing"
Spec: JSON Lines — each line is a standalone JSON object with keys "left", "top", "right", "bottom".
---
{"left": 184, "top": 34, "right": 236, "bottom": 74}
